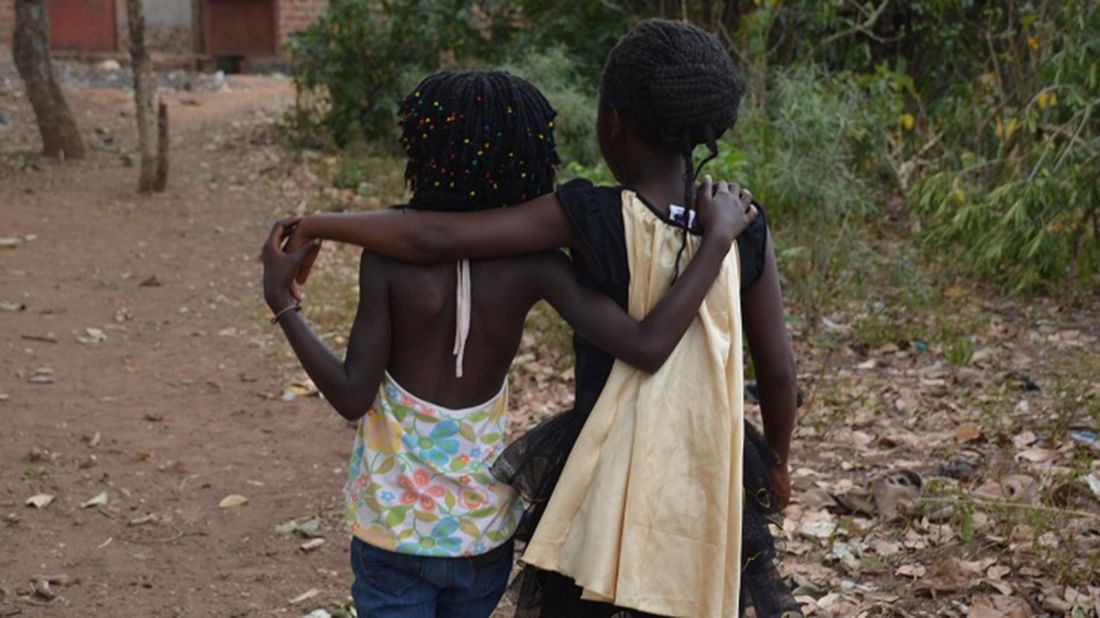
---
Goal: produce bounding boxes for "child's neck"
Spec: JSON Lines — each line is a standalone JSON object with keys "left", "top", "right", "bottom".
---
{"left": 621, "top": 151, "right": 691, "bottom": 214}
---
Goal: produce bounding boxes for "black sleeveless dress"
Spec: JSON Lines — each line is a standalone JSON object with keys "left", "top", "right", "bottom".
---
{"left": 492, "top": 179, "right": 799, "bottom": 617}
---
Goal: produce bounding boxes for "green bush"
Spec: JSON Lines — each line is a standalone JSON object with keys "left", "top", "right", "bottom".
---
{"left": 909, "top": 2, "right": 1099, "bottom": 292}
{"left": 285, "top": 0, "right": 1097, "bottom": 296}
{"left": 723, "top": 0, "right": 1099, "bottom": 293}
{"left": 503, "top": 0, "right": 635, "bottom": 80}
{"left": 705, "top": 67, "right": 897, "bottom": 318}
{"left": 286, "top": 0, "right": 513, "bottom": 146}
{"left": 498, "top": 47, "right": 600, "bottom": 167}
{"left": 722, "top": 67, "right": 895, "bottom": 222}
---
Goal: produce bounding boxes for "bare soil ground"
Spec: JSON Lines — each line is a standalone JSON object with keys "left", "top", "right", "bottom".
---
{"left": 1, "top": 67, "right": 1098, "bottom": 618}
{"left": 1, "top": 72, "right": 368, "bottom": 616}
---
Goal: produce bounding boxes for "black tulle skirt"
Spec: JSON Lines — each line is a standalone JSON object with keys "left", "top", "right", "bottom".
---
{"left": 492, "top": 408, "right": 800, "bottom": 617}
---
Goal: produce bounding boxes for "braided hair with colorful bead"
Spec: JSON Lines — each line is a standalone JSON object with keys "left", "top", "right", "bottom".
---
{"left": 398, "top": 70, "right": 560, "bottom": 212}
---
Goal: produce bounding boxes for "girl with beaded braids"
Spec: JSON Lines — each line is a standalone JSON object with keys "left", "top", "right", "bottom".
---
{"left": 281, "top": 20, "right": 799, "bottom": 618}
{"left": 262, "top": 69, "right": 755, "bottom": 618}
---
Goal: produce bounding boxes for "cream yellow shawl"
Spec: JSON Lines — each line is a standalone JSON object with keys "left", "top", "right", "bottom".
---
{"left": 522, "top": 190, "right": 745, "bottom": 618}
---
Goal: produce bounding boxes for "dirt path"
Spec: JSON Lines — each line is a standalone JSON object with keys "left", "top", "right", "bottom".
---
{"left": 1, "top": 75, "right": 362, "bottom": 616}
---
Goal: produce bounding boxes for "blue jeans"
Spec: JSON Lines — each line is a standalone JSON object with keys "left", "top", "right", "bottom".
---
{"left": 350, "top": 537, "right": 513, "bottom": 618}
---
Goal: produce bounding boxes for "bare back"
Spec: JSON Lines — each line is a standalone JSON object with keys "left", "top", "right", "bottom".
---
{"left": 379, "top": 254, "right": 540, "bottom": 408}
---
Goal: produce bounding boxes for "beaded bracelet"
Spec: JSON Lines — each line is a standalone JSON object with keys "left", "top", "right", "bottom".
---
{"left": 269, "top": 302, "right": 301, "bottom": 325}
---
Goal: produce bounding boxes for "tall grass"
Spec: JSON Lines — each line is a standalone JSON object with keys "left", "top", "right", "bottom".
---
{"left": 709, "top": 67, "right": 897, "bottom": 321}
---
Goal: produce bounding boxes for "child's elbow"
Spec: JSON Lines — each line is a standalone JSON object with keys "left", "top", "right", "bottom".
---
{"left": 761, "top": 360, "right": 797, "bottom": 393}
{"left": 333, "top": 396, "right": 371, "bottom": 422}
{"left": 633, "top": 342, "right": 668, "bottom": 374}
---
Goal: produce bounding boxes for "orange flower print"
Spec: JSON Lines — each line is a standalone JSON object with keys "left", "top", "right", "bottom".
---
{"left": 397, "top": 469, "right": 446, "bottom": 511}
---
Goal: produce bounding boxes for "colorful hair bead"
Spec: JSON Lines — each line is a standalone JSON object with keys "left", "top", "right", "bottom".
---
{"left": 398, "top": 70, "right": 560, "bottom": 211}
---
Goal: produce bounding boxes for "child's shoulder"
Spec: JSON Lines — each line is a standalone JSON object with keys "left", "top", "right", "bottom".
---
{"left": 355, "top": 248, "right": 413, "bottom": 280}
{"left": 555, "top": 178, "right": 624, "bottom": 231}
{"left": 357, "top": 247, "right": 395, "bottom": 269}
{"left": 477, "top": 250, "right": 570, "bottom": 275}
{"left": 558, "top": 177, "right": 622, "bottom": 199}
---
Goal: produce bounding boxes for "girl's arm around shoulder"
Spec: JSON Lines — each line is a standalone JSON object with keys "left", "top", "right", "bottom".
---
{"left": 289, "top": 193, "right": 579, "bottom": 281}
{"left": 530, "top": 180, "right": 752, "bottom": 372}
{"left": 519, "top": 251, "right": 662, "bottom": 371}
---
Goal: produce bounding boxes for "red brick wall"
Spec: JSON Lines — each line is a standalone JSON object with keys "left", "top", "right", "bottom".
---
{"left": 0, "top": 0, "right": 123, "bottom": 54}
{"left": 1, "top": 0, "right": 330, "bottom": 57}
{"left": 277, "top": 0, "right": 327, "bottom": 47}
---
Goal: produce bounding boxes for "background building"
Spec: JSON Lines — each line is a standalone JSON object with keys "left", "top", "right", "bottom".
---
{"left": 0, "top": 0, "right": 330, "bottom": 61}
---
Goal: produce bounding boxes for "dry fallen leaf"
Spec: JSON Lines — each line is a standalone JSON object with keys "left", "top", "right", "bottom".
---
{"left": 954, "top": 423, "right": 983, "bottom": 443}
{"left": 896, "top": 563, "right": 925, "bottom": 578}
{"left": 81, "top": 492, "right": 108, "bottom": 508}
{"left": 218, "top": 494, "right": 248, "bottom": 508}
{"left": 76, "top": 327, "right": 107, "bottom": 345}
{"left": 871, "top": 470, "right": 922, "bottom": 519}
{"left": 798, "top": 512, "right": 837, "bottom": 540}
{"left": 28, "top": 366, "right": 56, "bottom": 384}
{"left": 1083, "top": 473, "right": 1100, "bottom": 498}
{"left": 25, "top": 494, "right": 55, "bottom": 509}
{"left": 915, "top": 557, "right": 974, "bottom": 593}
{"left": 32, "top": 578, "right": 55, "bottom": 600}
{"left": 799, "top": 488, "right": 838, "bottom": 511}
{"left": 1015, "top": 447, "right": 1054, "bottom": 463}
{"left": 128, "top": 514, "right": 159, "bottom": 526}
{"left": 872, "top": 540, "right": 901, "bottom": 557}
{"left": 969, "top": 594, "right": 1033, "bottom": 617}
{"left": 289, "top": 588, "right": 320, "bottom": 604}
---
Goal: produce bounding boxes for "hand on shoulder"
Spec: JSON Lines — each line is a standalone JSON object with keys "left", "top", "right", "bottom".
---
{"left": 694, "top": 175, "right": 757, "bottom": 244}
{"left": 284, "top": 215, "right": 323, "bottom": 288}
{"left": 261, "top": 217, "right": 320, "bottom": 310}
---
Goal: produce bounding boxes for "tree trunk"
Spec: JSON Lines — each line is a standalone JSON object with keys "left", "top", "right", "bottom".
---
{"left": 153, "top": 100, "right": 169, "bottom": 192}
{"left": 127, "top": 0, "right": 158, "bottom": 192}
{"left": 12, "top": 0, "right": 86, "bottom": 159}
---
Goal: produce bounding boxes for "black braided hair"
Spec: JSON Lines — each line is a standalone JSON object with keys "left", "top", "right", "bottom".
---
{"left": 398, "top": 70, "right": 561, "bottom": 212}
{"left": 600, "top": 19, "right": 745, "bottom": 278}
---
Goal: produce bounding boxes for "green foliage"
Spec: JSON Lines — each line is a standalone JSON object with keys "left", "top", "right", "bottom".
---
{"left": 286, "top": 0, "right": 514, "bottom": 146}
{"left": 287, "top": 0, "right": 1097, "bottom": 296}
{"left": 944, "top": 335, "right": 974, "bottom": 367}
{"left": 720, "top": 67, "right": 895, "bottom": 222}
{"left": 559, "top": 157, "right": 613, "bottom": 186}
{"left": 908, "top": 3, "right": 1100, "bottom": 292}
{"left": 1046, "top": 351, "right": 1100, "bottom": 438}
{"left": 329, "top": 158, "right": 371, "bottom": 193}
{"left": 498, "top": 47, "right": 600, "bottom": 166}
{"left": 706, "top": 67, "right": 896, "bottom": 318}
{"left": 716, "top": 0, "right": 1099, "bottom": 293}
{"left": 23, "top": 467, "right": 51, "bottom": 480}
{"left": 503, "top": 0, "right": 638, "bottom": 80}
